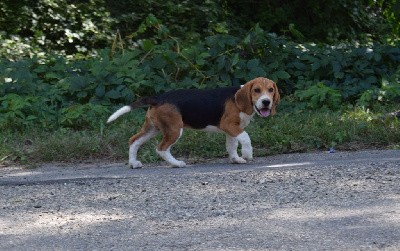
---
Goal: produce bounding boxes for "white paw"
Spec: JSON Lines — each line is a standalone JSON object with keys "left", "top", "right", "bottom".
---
{"left": 129, "top": 161, "right": 143, "bottom": 169}
{"left": 171, "top": 160, "right": 186, "bottom": 168}
{"left": 242, "top": 153, "right": 253, "bottom": 161}
{"left": 242, "top": 146, "right": 253, "bottom": 161}
{"left": 230, "top": 156, "right": 247, "bottom": 164}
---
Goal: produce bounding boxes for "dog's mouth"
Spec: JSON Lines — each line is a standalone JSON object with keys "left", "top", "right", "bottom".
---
{"left": 255, "top": 106, "right": 271, "bottom": 117}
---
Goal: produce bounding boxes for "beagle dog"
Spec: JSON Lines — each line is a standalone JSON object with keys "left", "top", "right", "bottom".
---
{"left": 107, "top": 77, "right": 280, "bottom": 168}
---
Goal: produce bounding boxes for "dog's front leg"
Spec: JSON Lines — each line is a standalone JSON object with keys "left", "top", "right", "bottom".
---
{"left": 236, "top": 131, "right": 253, "bottom": 161}
{"left": 226, "top": 134, "right": 246, "bottom": 164}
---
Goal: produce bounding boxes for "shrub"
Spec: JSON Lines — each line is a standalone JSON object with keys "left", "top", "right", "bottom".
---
{"left": 295, "top": 83, "right": 342, "bottom": 110}
{"left": 1, "top": 26, "right": 399, "bottom": 130}
{"left": 0, "top": 0, "right": 113, "bottom": 57}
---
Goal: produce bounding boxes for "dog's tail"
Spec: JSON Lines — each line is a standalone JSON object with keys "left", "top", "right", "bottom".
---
{"left": 106, "top": 97, "right": 157, "bottom": 123}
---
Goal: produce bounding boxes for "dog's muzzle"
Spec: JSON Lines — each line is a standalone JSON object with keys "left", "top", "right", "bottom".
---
{"left": 255, "top": 99, "right": 271, "bottom": 117}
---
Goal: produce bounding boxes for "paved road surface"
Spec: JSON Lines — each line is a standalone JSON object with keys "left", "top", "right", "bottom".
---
{"left": 1, "top": 150, "right": 400, "bottom": 250}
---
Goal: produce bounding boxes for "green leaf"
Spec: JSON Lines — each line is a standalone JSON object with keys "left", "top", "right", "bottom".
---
{"left": 95, "top": 85, "right": 105, "bottom": 97}
{"left": 249, "top": 67, "right": 266, "bottom": 79}
{"left": 243, "top": 35, "right": 251, "bottom": 45}
{"left": 150, "top": 56, "right": 167, "bottom": 69}
{"left": 231, "top": 53, "right": 240, "bottom": 66}
{"left": 247, "top": 59, "right": 259, "bottom": 69}
{"left": 217, "top": 56, "right": 226, "bottom": 70}
{"left": 220, "top": 73, "right": 231, "bottom": 83}
{"left": 142, "top": 40, "right": 154, "bottom": 52}
{"left": 334, "top": 71, "right": 344, "bottom": 79}
{"left": 365, "top": 76, "right": 377, "bottom": 84}
{"left": 332, "top": 61, "right": 341, "bottom": 73}
{"left": 267, "top": 61, "right": 279, "bottom": 70}
{"left": 69, "top": 76, "right": 87, "bottom": 92}
{"left": 45, "top": 72, "right": 61, "bottom": 80}
{"left": 311, "top": 62, "right": 320, "bottom": 72}
{"left": 292, "top": 61, "right": 306, "bottom": 70}
{"left": 105, "top": 89, "right": 121, "bottom": 99}
{"left": 195, "top": 53, "right": 209, "bottom": 66}
{"left": 373, "top": 53, "right": 382, "bottom": 62}
{"left": 77, "top": 91, "right": 87, "bottom": 98}
{"left": 274, "top": 70, "right": 290, "bottom": 79}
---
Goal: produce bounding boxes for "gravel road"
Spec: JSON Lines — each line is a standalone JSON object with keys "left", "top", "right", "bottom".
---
{"left": 1, "top": 150, "right": 400, "bottom": 250}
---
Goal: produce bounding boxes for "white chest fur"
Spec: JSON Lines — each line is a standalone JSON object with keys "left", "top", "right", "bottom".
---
{"left": 240, "top": 112, "right": 255, "bottom": 129}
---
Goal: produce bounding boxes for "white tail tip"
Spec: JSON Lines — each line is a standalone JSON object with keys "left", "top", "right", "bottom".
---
{"left": 107, "top": 106, "right": 131, "bottom": 123}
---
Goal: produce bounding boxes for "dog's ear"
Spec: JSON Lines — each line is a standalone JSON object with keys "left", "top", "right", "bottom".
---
{"left": 235, "top": 80, "right": 254, "bottom": 115}
{"left": 271, "top": 82, "right": 280, "bottom": 116}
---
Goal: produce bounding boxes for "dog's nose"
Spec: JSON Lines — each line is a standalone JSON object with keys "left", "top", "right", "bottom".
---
{"left": 262, "top": 99, "right": 271, "bottom": 107}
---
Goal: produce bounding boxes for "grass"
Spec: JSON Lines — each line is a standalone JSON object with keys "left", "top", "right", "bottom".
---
{"left": 1, "top": 105, "right": 399, "bottom": 167}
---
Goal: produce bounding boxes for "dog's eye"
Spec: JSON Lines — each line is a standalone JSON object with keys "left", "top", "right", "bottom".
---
{"left": 268, "top": 88, "right": 274, "bottom": 93}
{"left": 254, "top": 88, "right": 261, "bottom": 93}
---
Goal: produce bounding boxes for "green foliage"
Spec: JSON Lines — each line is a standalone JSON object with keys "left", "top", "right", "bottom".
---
{"left": 1, "top": 24, "right": 400, "bottom": 130}
{"left": 106, "top": 0, "right": 229, "bottom": 39}
{"left": 356, "top": 72, "right": 400, "bottom": 107}
{"left": 371, "top": 0, "right": 400, "bottom": 38}
{"left": 0, "top": 0, "right": 113, "bottom": 57}
{"left": 60, "top": 103, "right": 109, "bottom": 129}
{"left": 106, "top": 0, "right": 398, "bottom": 43}
{"left": 295, "top": 83, "right": 342, "bottom": 110}
{"left": 1, "top": 0, "right": 399, "bottom": 61}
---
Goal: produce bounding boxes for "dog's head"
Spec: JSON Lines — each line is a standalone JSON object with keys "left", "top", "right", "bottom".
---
{"left": 235, "top": 77, "right": 280, "bottom": 117}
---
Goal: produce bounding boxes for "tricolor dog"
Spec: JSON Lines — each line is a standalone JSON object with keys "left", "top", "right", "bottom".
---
{"left": 107, "top": 77, "right": 280, "bottom": 168}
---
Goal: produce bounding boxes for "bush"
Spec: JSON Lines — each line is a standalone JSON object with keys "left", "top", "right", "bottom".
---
{"left": 1, "top": 0, "right": 399, "bottom": 61}
{"left": 1, "top": 25, "right": 399, "bottom": 130}
{"left": 295, "top": 83, "right": 342, "bottom": 111}
{"left": 0, "top": 0, "right": 114, "bottom": 56}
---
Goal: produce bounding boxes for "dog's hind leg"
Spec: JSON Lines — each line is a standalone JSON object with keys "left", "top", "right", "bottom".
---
{"left": 156, "top": 128, "right": 185, "bottom": 167}
{"left": 152, "top": 104, "right": 186, "bottom": 167}
{"left": 128, "top": 117, "right": 158, "bottom": 168}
